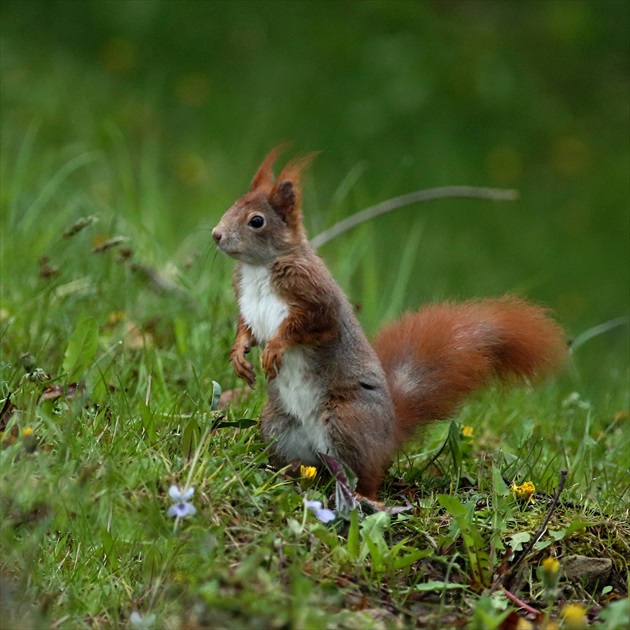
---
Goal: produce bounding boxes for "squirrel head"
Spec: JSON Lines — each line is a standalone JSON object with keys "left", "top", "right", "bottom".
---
{"left": 212, "top": 147, "right": 317, "bottom": 265}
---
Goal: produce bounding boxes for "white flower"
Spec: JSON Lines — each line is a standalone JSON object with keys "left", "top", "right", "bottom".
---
{"left": 167, "top": 485, "right": 196, "bottom": 519}
{"left": 304, "top": 499, "right": 335, "bottom": 523}
{"left": 130, "top": 611, "right": 156, "bottom": 628}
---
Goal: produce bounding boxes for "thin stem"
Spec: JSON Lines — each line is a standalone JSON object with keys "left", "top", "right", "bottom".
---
{"left": 504, "top": 469, "right": 568, "bottom": 588}
{"left": 310, "top": 185, "right": 519, "bottom": 249}
{"left": 502, "top": 586, "right": 542, "bottom": 617}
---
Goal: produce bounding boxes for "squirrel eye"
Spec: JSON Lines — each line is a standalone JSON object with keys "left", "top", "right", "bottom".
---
{"left": 248, "top": 215, "right": 265, "bottom": 229}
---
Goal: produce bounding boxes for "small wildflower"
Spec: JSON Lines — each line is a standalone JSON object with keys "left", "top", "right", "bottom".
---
{"left": 511, "top": 480, "right": 536, "bottom": 502}
{"left": 300, "top": 465, "right": 317, "bottom": 481}
{"left": 540, "top": 556, "right": 561, "bottom": 597}
{"left": 542, "top": 557, "right": 560, "bottom": 574}
{"left": 515, "top": 618, "right": 534, "bottom": 630}
{"left": 130, "top": 611, "right": 156, "bottom": 628}
{"left": 21, "top": 427, "right": 37, "bottom": 453}
{"left": 107, "top": 310, "right": 126, "bottom": 326}
{"left": 562, "top": 603, "right": 587, "bottom": 629}
{"left": 462, "top": 425, "right": 474, "bottom": 437}
{"left": 304, "top": 499, "right": 335, "bottom": 523}
{"left": 167, "top": 485, "right": 196, "bottom": 519}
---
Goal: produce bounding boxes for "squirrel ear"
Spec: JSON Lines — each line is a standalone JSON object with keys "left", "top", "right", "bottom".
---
{"left": 271, "top": 179, "right": 296, "bottom": 220}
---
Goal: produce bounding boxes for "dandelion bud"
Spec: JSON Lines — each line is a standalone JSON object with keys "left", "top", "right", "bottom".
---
{"left": 562, "top": 603, "right": 587, "bottom": 629}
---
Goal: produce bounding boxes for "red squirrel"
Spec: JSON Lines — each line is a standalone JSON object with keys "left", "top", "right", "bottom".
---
{"left": 212, "top": 148, "right": 567, "bottom": 499}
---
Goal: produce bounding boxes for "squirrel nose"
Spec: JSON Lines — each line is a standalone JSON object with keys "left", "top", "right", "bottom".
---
{"left": 212, "top": 228, "right": 223, "bottom": 244}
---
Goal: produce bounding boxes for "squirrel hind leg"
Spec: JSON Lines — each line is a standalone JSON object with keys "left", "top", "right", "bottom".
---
{"left": 323, "top": 398, "right": 397, "bottom": 501}
{"left": 354, "top": 475, "right": 381, "bottom": 501}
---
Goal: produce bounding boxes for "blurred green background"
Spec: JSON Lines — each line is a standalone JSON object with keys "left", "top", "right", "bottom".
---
{"left": 1, "top": 0, "right": 628, "bottom": 394}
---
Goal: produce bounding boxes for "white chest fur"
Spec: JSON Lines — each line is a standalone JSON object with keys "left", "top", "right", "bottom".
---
{"left": 237, "top": 263, "right": 331, "bottom": 461}
{"left": 238, "top": 264, "right": 288, "bottom": 345}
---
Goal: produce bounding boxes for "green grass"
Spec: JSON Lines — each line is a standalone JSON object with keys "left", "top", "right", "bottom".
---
{"left": 1, "top": 124, "right": 628, "bottom": 630}
{"left": 1, "top": 1, "right": 629, "bottom": 628}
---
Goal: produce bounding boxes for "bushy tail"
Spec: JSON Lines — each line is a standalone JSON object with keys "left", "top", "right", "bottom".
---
{"left": 371, "top": 297, "right": 567, "bottom": 446}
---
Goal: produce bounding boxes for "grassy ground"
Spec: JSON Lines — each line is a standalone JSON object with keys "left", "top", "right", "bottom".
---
{"left": 1, "top": 1, "right": 629, "bottom": 628}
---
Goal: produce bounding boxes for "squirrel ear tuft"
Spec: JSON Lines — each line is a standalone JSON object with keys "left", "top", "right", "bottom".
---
{"left": 250, "top": 144, "right": 290, "bottom": 193}
{"left": 271, "top": 180, "right": 296, "bottom": 219}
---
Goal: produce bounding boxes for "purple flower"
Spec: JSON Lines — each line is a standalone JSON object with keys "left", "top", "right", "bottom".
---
{"left": 167, "top": 485, "right": 196, "bottom": 519}
{"left": 304, "top": 499, "right": 335, "bottom": 523}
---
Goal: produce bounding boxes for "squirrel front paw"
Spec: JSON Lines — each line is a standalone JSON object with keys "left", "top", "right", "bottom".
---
{"left": 230, "top": 344, "right": 256, "bottom": 387}
{"left": 261, "top": 339, "right": 285, "bottom": 380}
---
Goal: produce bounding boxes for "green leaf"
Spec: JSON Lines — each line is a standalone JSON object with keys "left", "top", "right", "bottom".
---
{"left": 492, "top": 465, "right": 510, "bottom": 496}
{"left": 437, "top": 494, "right": 467, "bottom": 519}
{"left": 361, "top": 511, "right": 390, "bottom": 537}
{"left": 414, "top": 580, "right": 468, "bottom": 592}
{"left": 311, "top": 524, "right": 339, "bottom": 548}
{"left": 363, "top": 532, "right": 384, "bottom": 571}
{"left": 62, "top": 316, "right": 99, "bottom": 382}
{"left": 360, "top": 512, "right": 389, "bottom": 563}
{"left": 100, "top": 526, "right": 118, "bottom": 571}
{"left": 182, "top": 417, "right": 201, "bottom": 458}
{"left": 599, "top": 598, "right": 630, "bottom": 630}
{"left": 508, "top": 531, "right": 531, "bottom": 551}
{"left": 392, "top": 547, "right": 433, "bottom": 571}
{"left": 346, "top": 508, "right": 360, "bottom": 561}
{"left": 469, "top": 594, "right": 512, "bottom": 629}
{"left": 547, "top": 521, "right": 593, "bottom": 541}
{"left": 533, "top": 539, "right": 553, "bottom": 551}
{"left": 214, "top": 418, "right": 258, "bottom": 429}
{"left": 447, "top": 421, "right": 463, "bottom": 471}
{"left": 173, "top": 315, "right": 189, "bottom": 354}
{"left": 140, "top": 401, "right": 157, "bottom": 444}
{"left": 564, "top": 520, "right": 595, "bottom": 537}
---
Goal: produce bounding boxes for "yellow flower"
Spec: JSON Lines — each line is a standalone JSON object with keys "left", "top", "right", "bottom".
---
{"left": 511, "top": 481, "right": 536, "bottom": 502}
{"left": 562, "top": 603, "right": 587, "bottom": 629}
{"left": 541, "top": 557, "right": 560, "bottom": 574}
{"left": 21, "top": 427, "right": 37, "bottom": 453}
{"left": 107, "top": 311, "right": 125, "bottom": 326}
{"left": 515, "top": 618, "right": 534, "bottom": 630}
{"left": 300, "top": 465, "right": 317, "bottom": 481}
{"left": 462, "top": 425, "right": 474, "bottom": 437}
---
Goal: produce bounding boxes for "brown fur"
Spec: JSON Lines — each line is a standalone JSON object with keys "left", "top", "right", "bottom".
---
{"left": 213, "top": 148, "right": 568, "bottom": 499}
{"left": 372, "top": 298, "right": 568, "bottom": 447}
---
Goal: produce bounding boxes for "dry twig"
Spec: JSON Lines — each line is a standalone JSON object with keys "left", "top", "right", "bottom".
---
{"left": 310, "top": 185, "right": 519, "bottom": 248}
